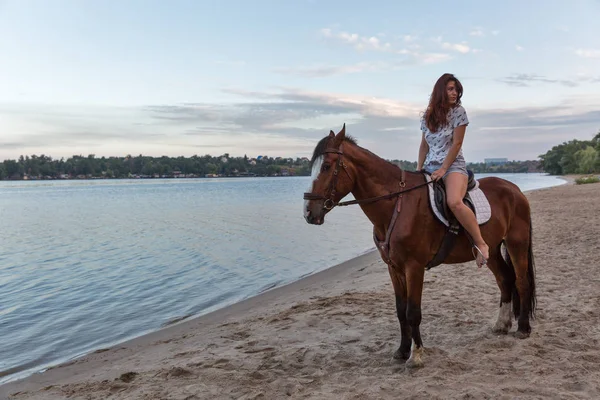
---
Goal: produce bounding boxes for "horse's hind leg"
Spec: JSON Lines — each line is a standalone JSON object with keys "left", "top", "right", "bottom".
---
{"left": 488, "top": 243, "right": 515, "bottom": 334}
{"left": 504, "top": 213, "right": 536, "bottom": 339}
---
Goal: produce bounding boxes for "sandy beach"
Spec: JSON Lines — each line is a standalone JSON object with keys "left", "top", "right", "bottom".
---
{"left": 2, "top": 179, "right": 600, "bottom": 400}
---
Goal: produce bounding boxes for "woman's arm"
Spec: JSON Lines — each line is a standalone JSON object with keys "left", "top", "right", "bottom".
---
{"left": 417, "top": 133, "right": 429, "bottom": 171}
{"left": 431, "top": 125, "right": 466, "bottom": 180}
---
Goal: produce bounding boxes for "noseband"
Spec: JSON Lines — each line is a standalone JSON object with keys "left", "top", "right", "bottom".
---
{"left": 303, "top": 145, "right": 350, "bottom": 210}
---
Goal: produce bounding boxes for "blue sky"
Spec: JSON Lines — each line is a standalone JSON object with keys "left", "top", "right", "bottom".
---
{"left": 1, "top": 0, "right": 600, "bottom": 162}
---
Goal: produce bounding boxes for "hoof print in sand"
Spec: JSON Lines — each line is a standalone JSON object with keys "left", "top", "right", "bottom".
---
{"left": 116, "top": 372, "right": 138, "bottom": 383}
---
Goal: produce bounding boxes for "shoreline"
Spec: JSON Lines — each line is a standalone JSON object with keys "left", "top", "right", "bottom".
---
{"left": 0, "top": 175, "right": 567, "bottom": 385}
{"left": 0, "top": 243, "right": 378, "bottom": 387}
{"left": 1, "top": 250, "right": 385, "bottom": 397}
{"left": 4, "top": 176, "right": 596, "bottom": 399}
{"left": 0, "top": 177, "right": 567, "bottom": 387}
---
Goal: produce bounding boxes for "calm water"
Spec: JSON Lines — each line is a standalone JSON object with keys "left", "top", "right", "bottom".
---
{"left": 0, "top": 173, "right": 566, "bottom": 383}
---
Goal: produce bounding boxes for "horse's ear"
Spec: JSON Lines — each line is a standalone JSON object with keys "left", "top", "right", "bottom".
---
{"left": 329, "top": 130, "right": 335, "bottom": 138}
{"left": 333, "top": 123, "right": 346, "bottom": 146}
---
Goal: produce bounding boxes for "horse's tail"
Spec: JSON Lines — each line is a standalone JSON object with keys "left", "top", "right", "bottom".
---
{"left": 525, "top": 213, "right": 537, "bottom": 319}
{"left": 503, "top": 213, "right": 537, "bottom": 321}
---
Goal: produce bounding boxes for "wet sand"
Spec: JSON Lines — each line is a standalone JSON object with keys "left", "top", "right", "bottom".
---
{"left": 2, "top": 179, "right": 600, "bottom": 399}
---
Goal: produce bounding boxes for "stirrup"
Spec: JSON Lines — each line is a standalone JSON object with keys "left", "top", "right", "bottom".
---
{"left": 472, "top": 245, "right": 488, "bottom": 268}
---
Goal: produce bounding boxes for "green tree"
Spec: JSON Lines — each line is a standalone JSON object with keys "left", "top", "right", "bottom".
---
{"left": 4, "top": 160, "right": 23, "bottom": 179}
{"left": 574, "top": 146, "right": 598, "bottom": 174}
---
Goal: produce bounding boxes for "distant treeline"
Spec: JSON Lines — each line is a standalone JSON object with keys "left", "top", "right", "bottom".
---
{"left": 538, "top": 132, "right": 600, "bottom": 175}
{"left": 0, "top": 154, "right": 313, "bottom": 180}
{"left": 466, "top": 160, "right": 542, "bottom": 173}
{"left": 0, "top": 152, "right": 545, "bottom": 181}
{"left": 6, "top": 132, "right": 598, "bottom": 180}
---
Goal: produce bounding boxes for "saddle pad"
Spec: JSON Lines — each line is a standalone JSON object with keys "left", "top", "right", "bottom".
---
{"left": 425, "top": 174, "right": 492, "bottom": 227}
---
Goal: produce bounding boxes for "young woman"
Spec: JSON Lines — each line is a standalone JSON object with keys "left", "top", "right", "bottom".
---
{"left": 417, "top": 73, "right": 489, "bottom": 267}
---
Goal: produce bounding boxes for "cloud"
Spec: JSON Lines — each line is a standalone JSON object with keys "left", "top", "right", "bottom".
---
{"left": 497, "top": 73, "right": 579, "bottom": 87}
{"left": 0, "top": 102, "right": 208, "bottom": 160}
{"left": 469, "top": 28, "right": 485, "bottom": 37}
{"left": 141, "top": 88, "right": 600, "bottom": 162}
{"left": 515, "top": 45, "right": 524, "bottom": 52}
{"left": 574, "top": 48, "right": 600, "bottom": 59}
{"left": 320, "top": 28, "right": 392, "bottom": 52}
{"left": 319, "top": 27, "right": 452, "bottom": 64}
{"left": 145, "top": 104, "right": 226, "bottom": 123}
{"left": 3, "top": 88, "right": 599, "bottom": 163}
{"left": 272, "top": 52, "right": 451, "bottom": 77}
{"left": 206, "top": 87, "right": 421, "bottom": 121}
{"left": 269, "top": 28, "right": 457, "bottom": 78}
{"left": 272, "top": 62, "right": 390, "bottom": 78}
{"left": 418, "top": 52, "right": 452, "bottom": 64}
{"left": 442, "top": 42, "right": 470, "bottom": 54}
{"left": 314, "top": 28, "right": 453, "bottom": 74}
{"left": 576, "top": 74, "right": 600, "bottom": 83}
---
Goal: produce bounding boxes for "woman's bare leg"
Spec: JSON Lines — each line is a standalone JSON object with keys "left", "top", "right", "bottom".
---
{"left": 444, "top": 172, "right": 489, "bottom": 266}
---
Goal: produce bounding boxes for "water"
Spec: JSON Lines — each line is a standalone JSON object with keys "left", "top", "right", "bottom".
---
{"left": 0, "top": 173, "right": 566, "bottom": 384}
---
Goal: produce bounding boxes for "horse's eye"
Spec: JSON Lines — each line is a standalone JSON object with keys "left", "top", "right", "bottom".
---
{"left": 321, "top": 164, "right": 330, "bottom": 172}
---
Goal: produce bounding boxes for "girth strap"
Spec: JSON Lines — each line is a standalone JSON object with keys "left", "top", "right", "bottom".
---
{"left": 373, "top": 171, "right": 406, "bottom": 266}
{"left": 373, "top": 195, "right": 403, "bottom": 265}
{"left": 425, "top": 220, "right": 460, "bottom": 270}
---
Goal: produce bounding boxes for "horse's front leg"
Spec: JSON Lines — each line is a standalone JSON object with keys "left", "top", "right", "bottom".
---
{"left": 405, "top": 261, "right": 425, "bottom": 368}
{"left": 387, "top": 265, "right": 411, "bottom": 360}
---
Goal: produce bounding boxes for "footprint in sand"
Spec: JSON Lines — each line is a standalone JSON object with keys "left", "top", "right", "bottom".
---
{"left": 165, "top": 366, "right": 195, "bottom": 378}
{"left": 117, "top": 372, "right": 138, "bottom": 383}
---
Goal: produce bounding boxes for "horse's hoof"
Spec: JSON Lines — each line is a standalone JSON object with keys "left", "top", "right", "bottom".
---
{"left": 393, "top": 348, "right": 410, "bottom": 360}
{"left": 514, "top": 330, "right": 530, "bottom": 339}
{"left": 492, "top": 323, "right": 511, "bottom": 334}
{"left": 405, "top": 357, "right": 424, "bottom": 369}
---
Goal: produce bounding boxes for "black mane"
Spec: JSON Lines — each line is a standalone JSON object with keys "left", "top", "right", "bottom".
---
{"left": 309, "top": 133, "right": 411, "bottom": 183}
{"left": 309, "top": 134, "right": 357, "bottom": 168}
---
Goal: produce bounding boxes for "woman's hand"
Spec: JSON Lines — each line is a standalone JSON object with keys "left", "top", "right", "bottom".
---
{"left": 431, "top": 167, "right": 447, "bottom": 181}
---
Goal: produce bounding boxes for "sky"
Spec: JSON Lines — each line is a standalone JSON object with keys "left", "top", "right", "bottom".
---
{"left": 1, "top": 0, "right": 600, "bottom": 163}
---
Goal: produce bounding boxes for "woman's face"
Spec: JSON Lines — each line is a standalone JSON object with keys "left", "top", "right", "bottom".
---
{"left": 446, "top": 80, "right": 458, "bottom": 105}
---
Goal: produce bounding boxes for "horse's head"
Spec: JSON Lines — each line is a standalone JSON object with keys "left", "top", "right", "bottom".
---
{"left": 303, "top": 124, "right": 354, "bottom": 225}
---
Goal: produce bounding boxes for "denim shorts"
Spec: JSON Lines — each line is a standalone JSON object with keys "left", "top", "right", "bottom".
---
{"left": 445, "top": 158, "right": 468, "bottom": 177}
{"left": 424, "top": 158, "right": 468, "bottom": 178}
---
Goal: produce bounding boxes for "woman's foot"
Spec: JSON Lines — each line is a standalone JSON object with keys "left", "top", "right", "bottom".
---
{"left": 472, "top": 243, "right": 489, "bottom": 268}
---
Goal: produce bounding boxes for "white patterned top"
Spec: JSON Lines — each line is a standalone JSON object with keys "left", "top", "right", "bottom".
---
{"left": 420, "top": 105, "right": 469, "bottom": 171}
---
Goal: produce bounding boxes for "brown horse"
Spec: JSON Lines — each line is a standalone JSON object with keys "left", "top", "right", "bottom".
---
{"left": 303, "top": 124, "right": 536, "bottom": 368}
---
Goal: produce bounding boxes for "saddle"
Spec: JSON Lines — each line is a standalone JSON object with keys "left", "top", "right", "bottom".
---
{"left": 372, "top": 169, "right": 492, "bottom": 271}
{"left": 431, "top": 170, "right": 476, "bottom": 224}
{"left": 423, "top": 170, "right": 491, "bottom": 269}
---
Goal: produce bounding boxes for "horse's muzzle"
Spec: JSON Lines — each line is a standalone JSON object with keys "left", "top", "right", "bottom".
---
{"left": 304, "top": 203, "right": 325, "bottom": 225}
{"left": 304, "top": 212, "right": 324, "bottom": 225}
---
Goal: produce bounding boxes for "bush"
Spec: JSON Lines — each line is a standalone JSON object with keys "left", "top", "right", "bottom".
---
{"left": 575, "top": 175, "right": 600, "bottom": 185}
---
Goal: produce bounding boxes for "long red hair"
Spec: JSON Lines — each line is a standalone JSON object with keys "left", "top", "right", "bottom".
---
{"left": 423, "top": 73, "right": 463, "bottom": 132}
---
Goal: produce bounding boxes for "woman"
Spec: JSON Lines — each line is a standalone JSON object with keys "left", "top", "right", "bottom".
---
{"left": 416, "top": 73, "right": 489, "bottom": 267}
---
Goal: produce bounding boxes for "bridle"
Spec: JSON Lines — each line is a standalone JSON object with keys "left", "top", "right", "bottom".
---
{"left": 302, "top": 144, "right": 350, "bottom": 210}
{"left": 303, "top": 144, "right": 433, "bottom": 211}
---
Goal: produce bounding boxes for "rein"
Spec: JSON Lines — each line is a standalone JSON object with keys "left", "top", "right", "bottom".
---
{"left": 335, "top": 180, "right": 432, "bottom": 207}
{"left": 303, "top": 145, "right": 434, "bottom": 210}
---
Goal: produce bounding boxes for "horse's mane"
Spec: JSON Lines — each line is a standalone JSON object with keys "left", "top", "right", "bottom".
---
{"left": 309, "top": 134, "right": 357, "bottom": 168}
{"left": 309, "top": 134, "right": 407, "bottom": 182}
